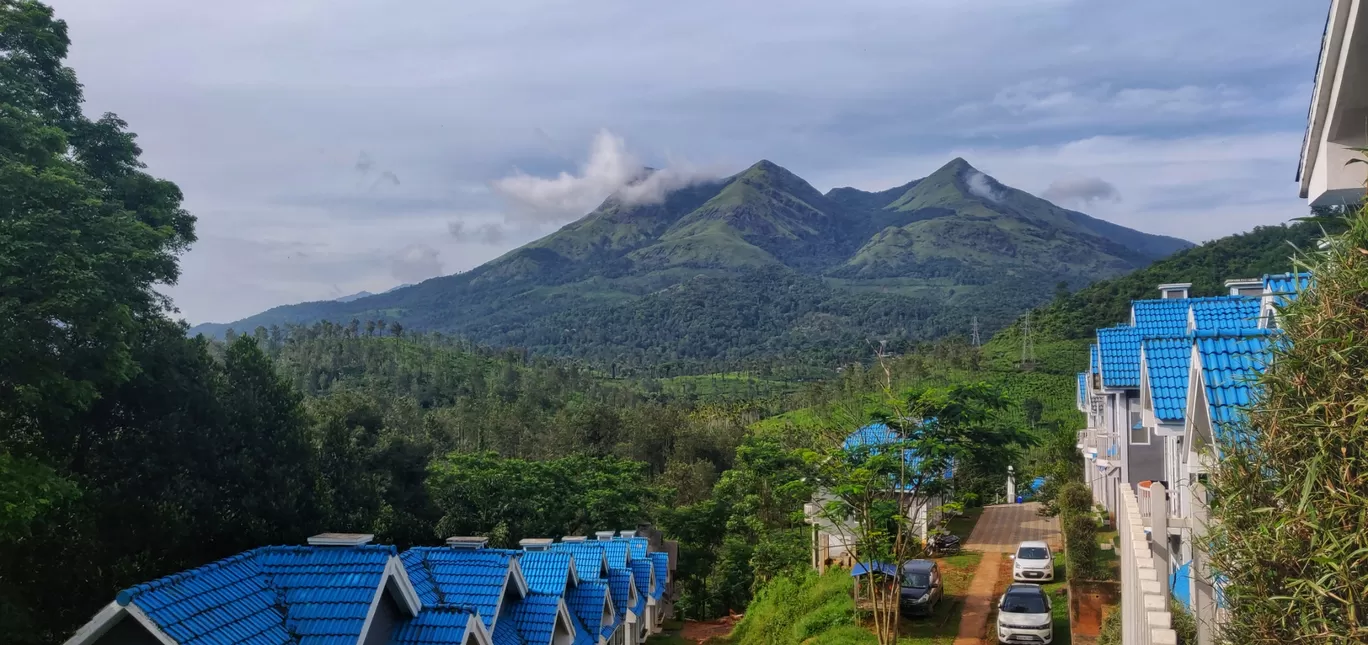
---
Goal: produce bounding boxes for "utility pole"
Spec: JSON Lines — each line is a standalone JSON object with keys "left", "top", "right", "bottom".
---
{"left": 971, "top": 317, "right": 982, "bottom": 347}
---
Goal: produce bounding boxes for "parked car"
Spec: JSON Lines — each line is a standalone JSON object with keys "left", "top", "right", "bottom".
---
{"left": 898, "top": 560, "right": 942, "bottom": 615}
{"left": 1011, "top": 540, "right": 1055, "bottom": 582}
{"left": 996, "top": 583, "right": 1054, "bottom": 643}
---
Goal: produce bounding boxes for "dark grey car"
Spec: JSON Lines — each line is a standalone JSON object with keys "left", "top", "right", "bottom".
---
{"left": 899, "top": 560, "right": 942, "bottom": 615}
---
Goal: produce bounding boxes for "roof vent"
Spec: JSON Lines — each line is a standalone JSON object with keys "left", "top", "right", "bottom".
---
{"left": 520, "top": 538, "right": 554, "bottom": 551}
{"left": 561, "top": 535, "right": 588, "bottom": 543}
{"left": 307, "top": 532, "right": 374, "bottom": 547}
{"left": 595, "top": 531, "right": 616, "bottom": 541}
{"left": 1157, "top": 283, "right": 1191, "bottom": 299}
{"left": 446, "top": 536, "right": 489, "bottom": 549}
{"left": 618, "top": 530, "right": 637, "bottom": 539}
{"left": 1224, "top": 278, "right": 1263, "bottom": 297}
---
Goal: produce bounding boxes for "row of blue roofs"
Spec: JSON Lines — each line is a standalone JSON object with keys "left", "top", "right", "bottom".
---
{"left": 1080, "top": 273, "right": 1307, "bottom": 427}
{"left": 66, "top": 531, "right": 672, "bottom": 645}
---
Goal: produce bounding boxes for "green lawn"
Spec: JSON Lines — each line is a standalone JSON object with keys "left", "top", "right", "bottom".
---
{"left": 1093, "top": 529, "right": 1119, "bottom": 581}
{"left": 1041, "top": 553, "right": 1073, "bottom": 645}
{"left": 898, "top": 551, "right": 984, "bottom": 645}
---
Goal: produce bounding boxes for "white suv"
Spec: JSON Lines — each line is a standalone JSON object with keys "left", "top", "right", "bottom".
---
{"left": 996, "top": 583, "right": 1054, "bottom": 643}
{"left": 1012, "top": 540, "right": 1054, "bottom": 582}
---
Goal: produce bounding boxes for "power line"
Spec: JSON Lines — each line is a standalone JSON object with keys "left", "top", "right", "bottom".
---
{"left": 971, "top": 317, "right": 981, "bottom": 347}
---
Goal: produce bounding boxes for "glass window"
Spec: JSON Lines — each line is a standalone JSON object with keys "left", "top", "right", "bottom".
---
{"left": 1000, "top": 593, "right": 1048, "bottom": 614}
{"left": 1017, "top": 547, "right": 1050, "bottom": 559}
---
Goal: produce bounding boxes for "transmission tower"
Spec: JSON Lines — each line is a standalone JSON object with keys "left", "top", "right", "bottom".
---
{"left": 971, "top": 317, "right": 982, "bottom": 347}
{"left": 1020, "top": 312, "right": 1036, "bottom": 368}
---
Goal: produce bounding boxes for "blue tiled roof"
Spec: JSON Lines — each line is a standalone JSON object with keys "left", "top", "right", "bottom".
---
{"left": 1195, "top": 330, "right": 1276, "bottom": 441}
{"left": 1132, "top": 298, "right": 1192, "bottom": 337}
{"left": 843, "top": 422, "right": 899, "bottom": 451}
{"left": 511, "top": 594, "right": 561, "bottom": 645}
{"left": 1263, "top": 272, "right": 1312, "bottom": 297}
{"left": 391, "top": 605, "right": 478, "bottom": 645}
{"left": 627, "top": 577, "right": 646, "bottom": 626}
{"left": 519, "top": 551, "right": 573, "bottom": 596}
{"left": 601, "top": 541, "right": 630, "bottom": 569}
{"left": 1190, "top": 297, "right": 1260, "bottom": 332}
{"left": 552, "top": 543, "right": 608, "bottom": 581}
{"left": 607, "top": 569, "right": 633, "bottom": 622}
{"left": 401, "top": 548, "right": 518, "bottom": 630}
{"left": 629, "top": 560, "right": 653, "bottom": 602}
{"left": 624, "top": 537, "right": 648, "bottom": 561}
{"left": 1098, "top": 326, "right": 1141, "bottom": 388}
{"left": 565, "top": 582, "right": 609, "bottom": 636}
{"left": 1090, "top": 345, "right": 1099, "bottom": 374}
{"left": 1142, "top": 338, "right": 1191, "bottom": 422}
{"left": 842, "top": 422, "right": 951, "bottom": 483}
{"left": 568, "top": 611, "right": 595, "bottom": 645}
{"left": 117, "top": 545, "right": 395, "bottom": 645}
{"left": 649, "top": 553, "right": 668, "bottom": 594}
{"left": 493, "top": 614, "right": 526, "bottom": 645}
{"left": 1076, "top": 372, "right": 1087, "bottom": 407}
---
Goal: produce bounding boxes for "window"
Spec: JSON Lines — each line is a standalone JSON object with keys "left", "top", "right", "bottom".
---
{"left": 1129, "top": 410, "right": 1148, "bottom": 445}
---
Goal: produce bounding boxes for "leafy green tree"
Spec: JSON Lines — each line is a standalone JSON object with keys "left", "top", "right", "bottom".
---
{"left": 427, "top": 452, "right": 660, "bottom": 546}
{"left": 0, "top": 452, "right": 76, "bottom": 541}
{"left": 0, "top": 0, "right": 194, "bottom": 434}
{"left": 214, "top": 337, "right": 319, "bottom": 545}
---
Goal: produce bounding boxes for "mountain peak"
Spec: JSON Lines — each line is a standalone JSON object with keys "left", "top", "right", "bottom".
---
{"left": 935, "top": 157, "right": 976, "bottom": 176}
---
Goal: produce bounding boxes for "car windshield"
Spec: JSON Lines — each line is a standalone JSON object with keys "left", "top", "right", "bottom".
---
{"left": 1017, "top": 547, "right": 1050, "bottom": 559}
{"left": 902, "top": 573, "right": 931, "bottom": 588}
{"left": 1001, "top": 593, "right": 1048, "bottom": 614}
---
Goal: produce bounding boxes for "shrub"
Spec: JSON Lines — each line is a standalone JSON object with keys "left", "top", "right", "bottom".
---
{"left": 1056, "top": 481, "right": 1097, "bottom": 581}
{"left": 1207, "top": 209, "right": 1368, "bottom": 642}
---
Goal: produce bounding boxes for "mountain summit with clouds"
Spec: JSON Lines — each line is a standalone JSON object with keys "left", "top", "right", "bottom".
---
{"left": 191, "top": 157, "right": 1189, "bottom": 368}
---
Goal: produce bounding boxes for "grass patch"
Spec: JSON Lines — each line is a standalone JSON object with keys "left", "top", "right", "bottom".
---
{"left": 899, "top": 551, "right": 984, "bottom": 645}
{"left": 1041, "top": 553, "right": 1073, "bottom": 645}
{"left": 1092, "top": 529, "right": 1119, "bottom": 581}
{"left": 724, "top": 568, "right": 876, "bottom": 645}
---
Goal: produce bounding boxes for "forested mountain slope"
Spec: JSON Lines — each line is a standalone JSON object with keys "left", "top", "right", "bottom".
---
{"left": 194, "top": 159, "right": 1190, "bottom": 372}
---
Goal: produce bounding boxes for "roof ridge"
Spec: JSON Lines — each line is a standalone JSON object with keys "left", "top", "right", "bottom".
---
{"left": 1192, "top": 328, "right": 1279, "bottom": 339}
{"left": 116, "top": 547, "right": 266, "bottom": 606}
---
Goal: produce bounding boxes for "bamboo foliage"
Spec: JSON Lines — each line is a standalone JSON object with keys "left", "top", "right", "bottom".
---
{"left": 1206, "top": 206, "right": 1368, "bottom": 644}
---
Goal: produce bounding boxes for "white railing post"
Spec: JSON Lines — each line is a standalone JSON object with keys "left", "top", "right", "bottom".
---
{"left": 1118, "top": 488, "right": 1179, "bottom": 644}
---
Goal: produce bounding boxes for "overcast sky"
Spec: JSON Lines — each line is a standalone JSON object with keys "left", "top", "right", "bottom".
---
{"left": 50, "top": 0, "right": 1327, "bottom": 324}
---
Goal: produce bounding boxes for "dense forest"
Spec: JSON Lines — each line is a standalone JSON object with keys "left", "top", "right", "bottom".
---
{"left": 0, "top": 1, "right": 1328, "bottom": 643}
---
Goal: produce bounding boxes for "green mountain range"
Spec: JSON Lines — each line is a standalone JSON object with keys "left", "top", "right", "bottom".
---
{"left": 191, "top": 158, "right": 1190, "bottom": 371}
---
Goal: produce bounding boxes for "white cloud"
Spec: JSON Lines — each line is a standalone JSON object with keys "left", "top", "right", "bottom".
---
{"left": 965, "top": 170, "right": 1005, "bottom": 203}
{"left": 1041, "top": 176, "right": 1122, "bottom": 206}
{"left": 490, "top": 130, "right": 720, "bottom": 220}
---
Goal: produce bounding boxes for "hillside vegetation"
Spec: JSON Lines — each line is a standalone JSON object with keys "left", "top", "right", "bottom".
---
{"left": 195, "top": 159, "right": 1190, "bottom": 372}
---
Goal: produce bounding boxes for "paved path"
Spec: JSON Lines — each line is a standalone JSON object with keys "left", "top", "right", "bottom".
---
{"left": 954, "top": 503, "right": 1062, "bottom": 644}
{"left": 964, "top": 502, "right": 1062, "bottom": 552}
